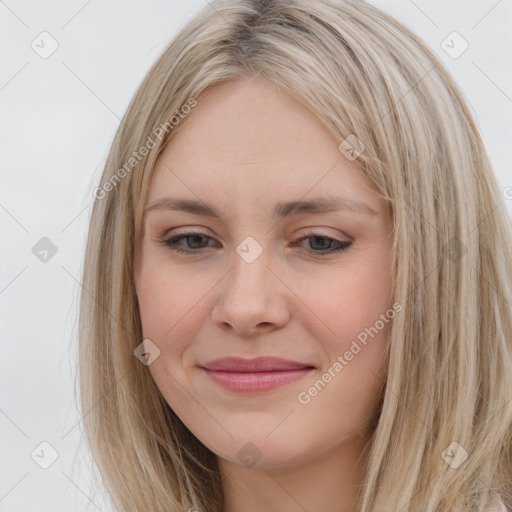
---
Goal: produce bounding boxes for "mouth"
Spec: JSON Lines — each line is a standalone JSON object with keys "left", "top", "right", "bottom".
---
{"left": 199, "top": 356, "right": 316, "bottom": 393}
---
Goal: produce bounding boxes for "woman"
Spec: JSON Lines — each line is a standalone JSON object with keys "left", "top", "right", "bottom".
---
{"left": 79, "top": 0, "right": 512, "bottom": 510}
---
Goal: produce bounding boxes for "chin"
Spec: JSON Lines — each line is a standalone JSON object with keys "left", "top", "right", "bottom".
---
{"left": 203, "top": 434, "right": 314, "bottom": 470}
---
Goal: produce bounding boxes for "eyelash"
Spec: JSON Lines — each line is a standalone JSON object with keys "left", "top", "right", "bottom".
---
{"left": 158, "top": 230, "right": 352, "bottom": 256}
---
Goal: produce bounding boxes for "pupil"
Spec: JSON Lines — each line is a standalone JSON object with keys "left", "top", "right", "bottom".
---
{"left": 189, "top": 235, "right": 207, "bottom": 248}
{"left": 311, "top": 236, "right": 330, "bottom": 250}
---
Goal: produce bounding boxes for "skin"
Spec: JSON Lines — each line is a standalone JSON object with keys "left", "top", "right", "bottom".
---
{"left": 133, "top": 75, "right": 394, "bottom": 512}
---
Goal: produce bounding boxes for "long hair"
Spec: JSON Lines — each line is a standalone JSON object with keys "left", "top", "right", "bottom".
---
{"left": 78, "top": 1, "right": 512, "bottom": 510}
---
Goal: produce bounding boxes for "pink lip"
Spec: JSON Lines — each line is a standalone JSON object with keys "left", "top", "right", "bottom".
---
{"left": 201, "top": 356, "right": 314, "bottom": 372}
{"left": 199, "top": 357, "right": 315, "bottom": 393}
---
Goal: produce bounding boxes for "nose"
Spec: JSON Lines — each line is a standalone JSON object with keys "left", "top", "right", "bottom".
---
{"left": 210, "top": 251, "right": 291, "bottom": 337}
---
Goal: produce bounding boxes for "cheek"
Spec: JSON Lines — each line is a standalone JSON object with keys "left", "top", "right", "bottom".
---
{"left": 294, "top": 260, "right": 393, "bottom": 402}
{"left": 304, "top": 259, "right": 392, "bottom": 342}
{"left": 291, "top": 265, "right": 392, "bottom": 439}
{"left": 135, "top": 263, "right": 208, "bottom": 351}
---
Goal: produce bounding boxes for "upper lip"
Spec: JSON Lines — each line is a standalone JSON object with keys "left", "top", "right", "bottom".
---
{"left": 200, "top": 356, "right": 315, "bottom": 372}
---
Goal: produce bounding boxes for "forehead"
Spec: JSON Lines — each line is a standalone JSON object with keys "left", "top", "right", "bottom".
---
{"left": 146, "top": 76, "right": 381, "bottom": 214}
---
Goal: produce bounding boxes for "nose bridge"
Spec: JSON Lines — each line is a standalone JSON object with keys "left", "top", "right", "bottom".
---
{"left": 228, "top": 238, "right": 274, "bottom": 302}
{"left": 211, "top": 236, "right": 290, "bottom": 334}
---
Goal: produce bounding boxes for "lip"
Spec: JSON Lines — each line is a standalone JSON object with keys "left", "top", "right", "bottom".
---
{"left": 199, "top": 357, "right": 315, "bottom": 393}
{"left": 201, "top": 356, "right": 315, "bottom": 372}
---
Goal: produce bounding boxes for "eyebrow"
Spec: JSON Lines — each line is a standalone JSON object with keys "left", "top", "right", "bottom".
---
{"left": 143, "top": 195, "right": 378, "bottom": 219}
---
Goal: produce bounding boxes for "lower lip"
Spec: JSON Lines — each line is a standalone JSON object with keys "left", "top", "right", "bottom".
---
{"left": 202, "top": 368, "right": 314, "bottom": 393}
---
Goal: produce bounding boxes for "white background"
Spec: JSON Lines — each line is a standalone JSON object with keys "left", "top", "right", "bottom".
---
{"left": 0, "top": 1, "right": 511, "bottom": 510}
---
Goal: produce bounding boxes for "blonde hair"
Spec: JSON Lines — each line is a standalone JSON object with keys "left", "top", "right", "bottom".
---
{"left": 78, "top": 0, "right": 512, "bottom": 510}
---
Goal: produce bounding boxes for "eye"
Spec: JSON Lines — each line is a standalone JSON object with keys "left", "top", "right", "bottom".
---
{"left": 290, "top": 231, "right": 352, "bottom": 255}
{"left": 160, "top": 232, "right": 216, "bottom": 253}
{"left": 157, "top": 230, "right": 352, "bottom": 256}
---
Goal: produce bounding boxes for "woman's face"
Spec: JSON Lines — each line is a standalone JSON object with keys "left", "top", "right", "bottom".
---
{"left": 133, "top": 76, "right": 394, "bottom": 469}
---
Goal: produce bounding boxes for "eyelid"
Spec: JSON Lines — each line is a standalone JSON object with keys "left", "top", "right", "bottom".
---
{"left": 157, "top": 227, "right": 353, "bottom": 257}
{"left": 162, "top": 225, "right": 350, "bottom": 239}
{"left": 162, "top": 226, "right": 212, "bottom": 237}
{"left": 298, "top": 227, "right": 351, "bottom": 241}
